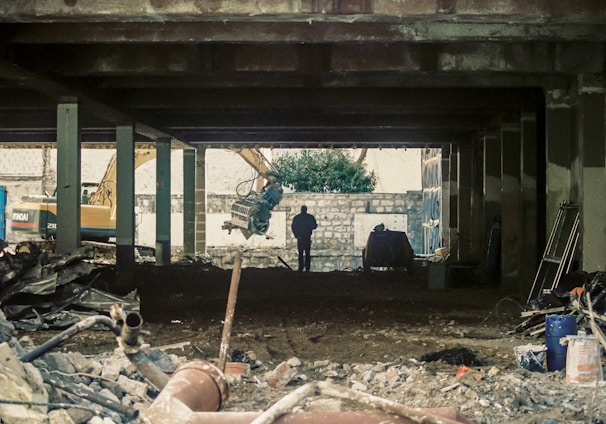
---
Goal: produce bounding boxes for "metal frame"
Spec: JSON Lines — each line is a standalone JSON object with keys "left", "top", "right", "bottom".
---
{"left": 527, "top": 202, "right": 579, "bottom": 303}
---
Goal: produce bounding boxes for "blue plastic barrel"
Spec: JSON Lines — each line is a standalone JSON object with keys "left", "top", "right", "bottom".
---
{"left": 0, "top": 186, "right": 6, "bottom": 240}
{"left": 545, "top": 314, "right": 577, "bottom": 371}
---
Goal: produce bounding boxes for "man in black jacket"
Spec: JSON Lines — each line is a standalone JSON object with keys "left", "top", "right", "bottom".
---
{"left": 291, "top": 205, "right": 318, "bottom": 272}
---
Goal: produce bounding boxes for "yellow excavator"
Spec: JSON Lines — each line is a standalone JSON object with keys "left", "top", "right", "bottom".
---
{"left": 222, "top": 148, "right": 283, "bottom": 239}
{"left": 10, "top": 149, "right": 156, "bottom": 241}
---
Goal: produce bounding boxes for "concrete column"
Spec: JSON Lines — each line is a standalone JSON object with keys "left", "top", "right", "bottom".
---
{"left": 484, "top": 130, "right": 501, "bottom": 235}
{"left": 577, "top": 80, "right": 606, "bottom": 272}
{"left": 115, "top": 125, "right": 135, "bottom": 291}
{"left": 56, "top": 98, "right": 81, "bottom": 254}
{"left": 195, "top": 146, "right": 207, "bottom": 254}
{"left": 545, "top": 90, "right": 574, "bottom": 234}
{"left": 483, "top": 130, "right": 502, "bottom": 283}
{"left": 501, "top": 121, "right": 522, "bottom": 295}
{"left": 520, "top": 112, "right": 539, "bottom": 295}
{"left": 457, "top": 143, "right": 473, "bottom": 262}
{"left": 471, "top": 134, "right": 485, "bottom": 263}
{"left": 440, "top": 146, "right": 450, "bottom": 249}
{"left": 155, "top": 138, "right": 171, "bottom": 265}
{"left": 448, "top": 145, "right": 459, "bottom": 257}
{"left": 183, "top": 149, "right": 196, "bottom": 256}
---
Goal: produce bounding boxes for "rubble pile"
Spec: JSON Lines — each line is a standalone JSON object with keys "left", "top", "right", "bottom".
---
{"left": 1, "top": 244, "right": 605, "bottom": 424}
{"left": 0, "top": 310, "right": 182, "bottom": 424}
{"left": 223, "top": 351, "right": 606, "bottom": 424}
{"left": 4, "top": 309, "right": 606, "bottom": 424}
{"left": 1, "top": 304, "right": 606, "bottom": 423}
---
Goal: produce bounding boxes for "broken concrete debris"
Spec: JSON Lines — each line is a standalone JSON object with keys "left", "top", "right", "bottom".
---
{"left": 1, "top": 242, "right": 605, "bottom": 423}
{"left": 0, "top": 308, "right": 177, "bottom": 423}
{"left": 0, "top": 304, "right": 477, "bottom": 424}
{"left": 3, "top": 302, "right": 606, "bottom": 423}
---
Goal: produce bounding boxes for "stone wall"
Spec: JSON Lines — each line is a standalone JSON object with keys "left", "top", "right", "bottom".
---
{"left": 138, "top": 191, "right": 423, "bottom": 271}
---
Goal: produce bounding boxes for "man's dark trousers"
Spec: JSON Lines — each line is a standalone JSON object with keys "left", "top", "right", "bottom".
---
{"left": 297, "top": 235, "right": 312, "bottom": 271}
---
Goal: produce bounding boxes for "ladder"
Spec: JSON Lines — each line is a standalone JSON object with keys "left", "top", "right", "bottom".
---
{"left": 527, "top": 202, "right": 579, "bottom": 303}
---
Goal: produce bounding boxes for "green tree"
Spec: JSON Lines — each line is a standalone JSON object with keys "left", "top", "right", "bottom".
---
{"left": 273, "top": 150, "right": 376, "bottom": 193}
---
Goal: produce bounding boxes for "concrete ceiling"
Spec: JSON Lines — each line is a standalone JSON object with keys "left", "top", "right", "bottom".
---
{"left": 0, "top": 1, "right": 604, "bottom": 148}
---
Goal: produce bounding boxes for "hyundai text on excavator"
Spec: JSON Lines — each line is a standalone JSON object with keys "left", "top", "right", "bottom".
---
{"left": 222, "top": 148, "right": 283, "bottom": 239}
{"left": 10, "top": 149, "right": 156, "bottom": 242}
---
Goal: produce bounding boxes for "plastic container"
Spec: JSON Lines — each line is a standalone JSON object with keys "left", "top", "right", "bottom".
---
{"left": 545, "top": 314, "right": 577, "bottom": 371}
{"left": 514, "top": 344, "right": 547, "bottom": 372}
{"left": 565, "top": 335, "right": 604, "bottom": 384}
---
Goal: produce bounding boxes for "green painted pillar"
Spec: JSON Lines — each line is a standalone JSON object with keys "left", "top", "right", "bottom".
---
{"left": 195, "top": 146, "right": 207, "bottom": 255}
{"left": 156, "top": 138, "right": 171, "bottom": 265}
{"left": 183, "top": 149, "right": 196, "bottom": 256}
{"left": 56, "top": 98, "right": 81, "bottom": 254}
{"left": 116, "top": 125, "right": 135, "bottom": 291}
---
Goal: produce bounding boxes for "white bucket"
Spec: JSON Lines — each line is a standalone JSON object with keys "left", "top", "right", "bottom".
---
{"left": 565, "top": 335, "right": 604, "bottom": 384}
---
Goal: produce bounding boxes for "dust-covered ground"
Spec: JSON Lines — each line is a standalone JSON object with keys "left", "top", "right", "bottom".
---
{"left": 16, "top": 262, "right": 606, "bottom": 423}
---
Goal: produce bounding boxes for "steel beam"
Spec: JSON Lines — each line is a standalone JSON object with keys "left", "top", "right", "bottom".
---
{"left": 4, "top": 19, "right": 606, "bottom": 43}
{"left": 0, "top": 60, "right": 190, "bottom": 148}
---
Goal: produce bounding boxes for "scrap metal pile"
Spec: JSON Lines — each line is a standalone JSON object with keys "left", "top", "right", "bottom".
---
{"left": 514, "top": 271, "right": 606, "bottom": 341}
{"left": 0, "top": 242, "right": 138, "bottom": 330}
{"left": 512, "top": 203, "right": 606, "bottom": 344}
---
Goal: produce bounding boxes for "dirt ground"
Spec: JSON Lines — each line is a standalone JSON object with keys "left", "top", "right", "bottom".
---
{"left": 20, "top": 261, "right": 605, "bottom": 423}
{"left": 61, "top": 262, "right": 521, "bottom": 366}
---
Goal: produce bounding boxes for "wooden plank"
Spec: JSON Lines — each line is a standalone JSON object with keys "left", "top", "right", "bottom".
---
{"left": 520, "top": 306, "right": 566, "bottom": 318}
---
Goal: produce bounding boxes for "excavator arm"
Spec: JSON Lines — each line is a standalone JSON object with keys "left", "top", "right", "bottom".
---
{"left": 222, "top": 148, "right": 283, "bottom": 239}
{"left": 87, "top": 149, "right": 157, "bottom": 220}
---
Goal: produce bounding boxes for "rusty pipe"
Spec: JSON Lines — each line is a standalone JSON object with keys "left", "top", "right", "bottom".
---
{"left": 120, "top": 311, "right": 170, "bottom": 390}
{"left": 145, "top": 409, "right": 471, "bottom": 424}
{"left": 147, "top": 360, "right": 229, "bottom": 422}
{"left": 218, "top": 250, "right": 243, "bottom": 372}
